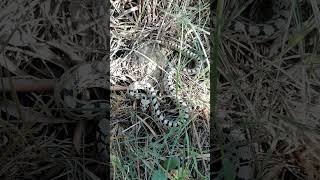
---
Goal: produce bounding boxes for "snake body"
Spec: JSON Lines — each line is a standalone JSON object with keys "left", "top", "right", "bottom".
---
{"left": 54, "top": 62, "right": 108, "bottom": 121}
{"left": 53, "top": 39, "right": 253, "bottom": 179}
{"left": 52, "top": 0, "right": 295, "bottom": 179}
{"left": 228, "top": 0, "right": 291, "bottom": 42}
{"left": 124, "top": 40, "right": 205, "bottom": 128}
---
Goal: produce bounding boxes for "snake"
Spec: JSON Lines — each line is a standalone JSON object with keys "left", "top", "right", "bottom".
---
{"left": 53, "top": 39, "right": 251, "bottom": 179}
{"left": 54, "top": 62, "right": 108, "bottom": 121}
{"left": 227, "top": 0, "right": 291, "bottom": 43}
{"left": 125, "top": 40, "right": 205, "bottom": 128}
{"left": 51, "top": 0, "right": 297, "bottom": 179}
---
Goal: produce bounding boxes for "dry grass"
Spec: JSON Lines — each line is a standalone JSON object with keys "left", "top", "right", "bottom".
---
{"left": 110, "top": 0, "right": 210, "bottom": 179}
{"left": 214, "top": 0, "right": 320, "bottom": 179}
{"left": 0, "top": 0, "right": 107, "bottom": 179}
{"left": 0, "top": 0, "right": 320, "bottom": 179}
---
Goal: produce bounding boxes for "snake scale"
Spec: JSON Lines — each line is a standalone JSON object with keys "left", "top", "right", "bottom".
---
{"left": 52, "top": 0, "right": 295, "bottom": 179}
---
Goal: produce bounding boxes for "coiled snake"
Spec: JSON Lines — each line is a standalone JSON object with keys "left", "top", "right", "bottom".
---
{"left": 53, "top": 0, "right": 294, "bottom": 179}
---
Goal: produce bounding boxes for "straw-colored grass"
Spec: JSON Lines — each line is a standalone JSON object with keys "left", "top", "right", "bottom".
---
{"left": 0, "top": 0, "right": 319, "bottom": 179}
